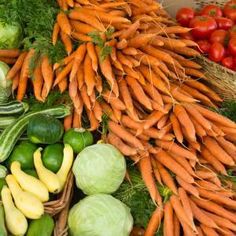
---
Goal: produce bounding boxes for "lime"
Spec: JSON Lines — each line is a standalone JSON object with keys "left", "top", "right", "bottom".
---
{"left": 63, "top": 128, "right": 93, "bottom": 153}
{"left": 6, "top": 141, "right": 38, "bottom": 170}
{"left": 42, "top": 143, "right": 64, "bottom": 173}
{"left": 24, "top": 169, "right": 38, "bottom": 178}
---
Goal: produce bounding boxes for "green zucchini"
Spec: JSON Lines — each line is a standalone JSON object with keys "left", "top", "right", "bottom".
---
{"left": 0, "top": 101, "right": 29, "bottom": 115}
{"left": 0, "top": 116, "right": 17, "bottom": 129}
{"left": 0, "top": 105, "right": 71, "bottom": 162}
{"left": 0, "top": 165, "right": 7, "bottom": 178}
{"left": 0, "top": 203, "right": 7, "bottom": 236}
{"left": 26, "top": 214, "right": 54, "bottom": 236}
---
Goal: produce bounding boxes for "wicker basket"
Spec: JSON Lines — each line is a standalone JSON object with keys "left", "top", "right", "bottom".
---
{"left": 193, "top": 0, "right": 236, "bottom": 100}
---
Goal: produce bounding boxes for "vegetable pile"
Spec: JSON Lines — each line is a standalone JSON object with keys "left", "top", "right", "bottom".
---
{"left": 176, "top": 1, "right": 236, "bottom": 70}
{"left": 0, "top": 0, "right": 236, "bottom": 235}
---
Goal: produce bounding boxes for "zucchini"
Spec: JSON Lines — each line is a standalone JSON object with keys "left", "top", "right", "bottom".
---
{"left": 0, "top": 116, "right": 17, "bottom": 129}
{"left": 0, "top": 165, "right": 7, "bottom": 178}
{"left": 0, "top": 203, "right": 7, "bottom": 236}
{"left": 0, "top": 105, "right": 71, "bottom": 162}
{"left": 0, "top": 101, "right": 29, "bottom": 115}
{"left": 26, "top": 214, "right": 54, "bottom": 236}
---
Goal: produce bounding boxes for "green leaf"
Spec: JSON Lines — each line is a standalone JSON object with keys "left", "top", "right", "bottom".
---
{"left": 88, "top": 31, "right": 104, "bottom": 48}
{"left": 100, "top": 46, "right": 112, "bottom": 61}
{"left": 105, "top": 27, "right": 115, "bottom": 40}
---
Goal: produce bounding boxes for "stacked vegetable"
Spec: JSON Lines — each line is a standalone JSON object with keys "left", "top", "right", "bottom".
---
{"left": 0, "top": 0, "right": 236, "bottom": 235}
{"left": 176, "top": 1, "right": 236, "bottom": 70}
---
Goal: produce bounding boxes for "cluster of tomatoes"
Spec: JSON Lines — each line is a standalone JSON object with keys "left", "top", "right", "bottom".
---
{"left": 176, "top": 0, "right": 236, "bottom": 71}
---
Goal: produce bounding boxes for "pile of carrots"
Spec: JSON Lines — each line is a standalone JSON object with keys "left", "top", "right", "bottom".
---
{"left": 3, "top": 0, "right": 236, "bottom": 235}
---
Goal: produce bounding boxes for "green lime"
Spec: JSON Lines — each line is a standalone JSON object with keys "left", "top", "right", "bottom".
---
{"left": 24, "top": 169, "right": 38, "bottom": 178}
{"left": 7, "top": 141, "right": 38, "bottom": 170}
{"left": 0, "top": 178, "right": 6, "bottom": 194}
{"left": 63, "top": 128, "right": 93, "bottom": 153}
{"left": 42, "top": 143, "right": 64, "bottom": 173}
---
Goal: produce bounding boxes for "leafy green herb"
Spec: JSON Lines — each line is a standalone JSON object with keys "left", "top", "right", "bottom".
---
{"left": 100, "top": 46, "right": 112, "bottom": 61}
{"left": 101, "top": 113, "right": 109, "bottom": 137}
{"left": 217, "top": 100, "right": 236, "bottom": 122}
{"left": 105, "top": 27, "right": 115, "bottom": 40}
{"left": 88, "top": 31, "right": 104, "bottom": 48}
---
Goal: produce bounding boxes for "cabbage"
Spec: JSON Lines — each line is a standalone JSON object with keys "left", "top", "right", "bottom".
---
{"left": 0, "top": 61, "right": 11, "bottom": 103}
{"left": 72, "top": 143, "right": 126, "bottom": 195}
{"left": 68, "top": 194, "right": 133, "bottom": 236}
{"left": 0, "top": 21, "right": 22, "bottom": 49}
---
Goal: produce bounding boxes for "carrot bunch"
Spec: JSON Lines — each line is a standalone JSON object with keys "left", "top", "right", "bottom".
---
{"left": 3, "top": 0, "right": 236, "bottom": 234}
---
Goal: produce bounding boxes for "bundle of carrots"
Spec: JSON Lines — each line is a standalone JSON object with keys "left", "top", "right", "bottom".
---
{"left": 3, "top": 0, "right": 236, "bottom": 235}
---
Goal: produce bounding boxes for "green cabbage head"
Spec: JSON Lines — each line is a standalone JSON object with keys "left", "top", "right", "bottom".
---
{"left": 0, "top": 61, "right": 11, "bottom": 103}
{"left": 0, "top": 21, "right": 22, "bottom": 49}
{"left": 72, "top": 143, "right": 126, "bottom": 195}
{"left": 68, "top": 194, "right": 133, "bottom": 236}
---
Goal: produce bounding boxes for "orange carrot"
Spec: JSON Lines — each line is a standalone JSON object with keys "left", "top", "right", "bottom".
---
{"left": 176, "top": 177, "right": 199, "bottom": 198}
{"left": 86, "top": 108, "right": 99, "bottom": 131}
{"left": 143, "top": 110, "right": 165, "bottom": 130}
{"left": 102, "top": 90, "right": 126, "bottom": 111}
{"left": 53, "top": 61, "right": 73, "bottom": 86}
{"left": 164, "top": 201, "right": 174, "bottom": 236}
{"left": 216, "top": 136, "right": 236, "bottom": 158}
{"left": 6, "top": 52, "right": 28, "bottom": 80}
{"left": 87, "top": 42, "right": 98, "bottom": 73}
{"left": 170, "top": 114, "right": 183, "bottom": 144}
{"left": 57, "top": 11, "right": 72, "bottom": 35}
{"left": 80, "top": 84, "right": 91, "bottom": 110}
{"left": 60, "top": 31, "right": 73, "bottom": 55}
{"left": 0, "top": 49, "right": 20, "bottom": 58}
{"left": 64, "top": 114, "right": 73, "bottom": 131}
{"left": 52, "top": 23, "right": 60, "bottom": 45}
{"left": 200, "top": 225, "right": 219, "bottom": 236}
{"left": 58, "top": 78, "right": 68, "bottom": 93}
{"left": 32, "top": 62, "right": 44, "bottom": 102}
{"left": 70, "top": 20, "right": 96, "bottom": 34}
{"left": 173, "top": 213, "right": 180, "bottom": 236}
{"left": 73, "top": 110, "right": 82, "bottom": 128}
{"left": 12, "top": 73, "right": 20, "bottom": 93}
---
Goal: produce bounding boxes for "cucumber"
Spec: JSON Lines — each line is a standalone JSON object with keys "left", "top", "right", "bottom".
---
{"left": 26, "top": 214, "right": 54, "bottom": 236}
{"left": 0, "top": 204, "right": 7, "bottom": 236}
{"left": 0, "top": 101, "right": 29, "bottom": 115}
{"left": 0, "top": 116, "right": 17, "bottom": 129}
{"left": 0, "top": 105, "right": 71, "bottom": 162}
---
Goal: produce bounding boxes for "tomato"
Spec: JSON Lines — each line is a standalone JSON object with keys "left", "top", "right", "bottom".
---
{"left": 179, "top": 32, "right": 194, "bottom": 40}
{"left": 233, "top": 57, "right": 236, "bottom": 70}
{"left": 189, "top": 16, "right": 217, "bottom": 39}
{"left": 224, "top": 1, "right": 236, "bottom": 22}
{"left": 230, "top": 25, "right": 236, "bottom": 38}
{"left": 215, "top": 17, "right": 234, "bottom": 30}
{"left": 209, "top": 42, "right": 225, "bottom": 62}
{"left": 209, "top": 29, "right": 228, "bottom": 44}
{"left": 228, "top": 38, "right": 236, "bottom": 56}
{"left": 197, "top": 40, "right": 211, "bottom": 53}
{"left": 222, "top": 56, "right": 234, "bottom": 69}
{"left": 176, "top": 8, "right": 195, "bottom": 27}
{"left": 201, "top": 5, "right": 223, "bottom": 18}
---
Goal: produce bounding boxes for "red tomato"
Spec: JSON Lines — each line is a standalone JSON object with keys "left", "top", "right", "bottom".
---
{"left": 209, "top": 29, "right": 228, "bottom": 44}
{"left": 230, "top": 25, "right": 236, "bottom": 38}
{"left": 209, "top": 42, "right": 225, "bottom": 62}
{"left": 189, "top": 16, "right": 217, "bottom": 39}
{"left": 197, "top": 40, "right": 211, "bottom": 53}
{"left": 228, "top": 38, "right": 236, "bottom": 56}
{"left": 215, "top": 17, "right": 234, "bottom": 30}
{"left": 179, "top": 32, "right": 194, "bottom": 40}
{"left": 222, "top": 56, "right": 234, "bottom": 69}
{"left": 225, "top": 47, "right": 232, "bottom": 56}
{"left": 233, "top": 57, "right": 236, "bottom": 70}
{"left": 201, "top": 5, "right": 223, "bottom": 17}
{"left": 224, "top": 1, "right": 236, "bottom": 22}
{"left": 176, "top": 8, "right": 195, "bottom": 27}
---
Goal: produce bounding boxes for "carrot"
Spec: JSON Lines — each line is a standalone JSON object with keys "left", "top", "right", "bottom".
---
{"left": 144, "top": 207, "right": 163, "bottom": 236}
{"left": 80, "top": 85, "right": 91, "bottom": 110}
{"left": 196, "top": 226, "right": 204, "bottom": 236}
{"left": 77, "top": 64, "right": 84, "bottom": 89}
{"left": 12, "top": 73, "right": 20, "bottom": 93}
{"left": 201, "top": 147, "right": 227, "bottom": 175}
{"left": 189, "top": 199, "right": 218, "bottom": 229}
{"left": 16, "top": 49, "right": 35, "bottom": 101}
{"left": 111, "top": 105, "right": 122, "bottom": 122}
{"left": 70, "top": 44, "right": 87, "bottom": 82}
{"left": 102, "top": 90, "right": 126, "bottom": 111}
{"left": 170, "top": 195, "right": 196, "bottom": 232}
{"left": 57, "top": 12, "right": 72, "bottom": 35}
{"left": 99, "top": 1, "right": 128, "bottom": 9}
{"left": 122, "top": 47, "right": 138, "bottom": 56}
{"left": 156, "top": 161, "right": 178, "bottom": 194}
{"left": 191, "top": 118, "right": 207, "bottom": 138}
{"left": 170, "top": 114, "right": 183, "bottom": 144}
{"left": 93, "top": 101, "right": 102, "bottom": 122}
{"left": 6, "top": 52, "right": 28, "bottom": 80}
{"left": 0, "top": 49, "right": 20, "bottom": 58}
{"left": 204, "top": 211, "right": 236, "bottom": 232}
{"left": 197, "top": 188, "right": 236, "bottom": 210}
{"left": 73, "top": 110, "right": 82, "bottom": 128}
{"left": 155, "top": 36, "right": 186, "bottom": 48}
{"left": 143, "top": 82, "right": 164, "bottom": 106}
{"left": 66, "top": 0, "right": 74, "bottom": 7}
{"left": 108, "top": 121, "right": 144, "bottom": 150}
{"left": 200, "top": 225, "right": 219, "bottom": 236}
{"left": 155, "top": 140, "right": 197, "bottom": 160}
{"left": 96, "top": 46, "right": 119, "bottom": 97}
{"left": 116, "top": 39, "right": 128, "bottom": 50}
{"left": 195, "top": 180, "right": 221, "bottom": 191}
{"left": 193, "top": 104, "right": 236, "bottom": 128}
{"left": 203, "top": 136, "right": 235, "bottom": 166}
{"left": 95, "top": 75, "right": 103, "bottom": 94}
{"left": 52, "top": 23, "right": 60, "bottom": 45}
{"left": 70, "top": 20, "right": 96, "bottom": 34}
{"left": 216, "top": 136, "right": 236, "bottom": 158}
{"left": 164, "top": 201, "right": 174, "bottom": 236}
{"left": 139, "top": 155, "right": 162, "bottom": 206}
{"left": 63, "top": 114, "right": 73, "bottom": 131}
{"left": 41, "top": 55, "right": 54, "bottom": 99}
{"left": 157, "top": 114, "right": 168, "bottom": 129}
{"left": 143, "top": 110, "right": 165, "bottom": 130}
{"left": 107, "top": 132, "right": 137, "bottom": 156}
{"left": 86, "top": 42, "right": 98, "bottom": 73}
{"left": 58, "top": 78, "right": 68, "bottom": 93}
{"left": 60, "top": 31, "right": 73, "bottom": 55}
{"left": 128, "top": 34, "right": 156, "bottom": 48}
{"left": 53, "top": 61, "right": 73, "bottom": 86}
{"left": 126, "top": 76, "right": 152, "bottom": 110}
{"left": 155, "top": 150, "right": 194, "bottom": 184}
{"left": 32, "top": 62, "right": 44, "bottom": 102}
{"left": 151, "top": 158, "right": 163, "bottom": 185}
{"left": 173, "top": 105, "right": 196, "bottom": 142}
{"left": 86, "top": 108, "right": 99, "bottom": 131}
{"left": 195, "top": 170, "right": 216, "bottom": 179}
{"left": 173, "top": 213, "right": 180, "bottom": 236}
{"left": 176, "top": 177, "right": 199, "bottom": 198}
{"left": 117, "top": 51, "right": 133, "bottom": 68}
